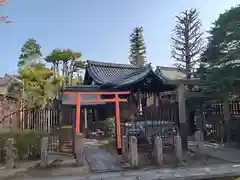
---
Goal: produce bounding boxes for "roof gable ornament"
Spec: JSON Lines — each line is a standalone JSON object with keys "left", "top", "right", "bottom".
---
{"left": 144, "top": 77, "right": 152, "bottom": 86}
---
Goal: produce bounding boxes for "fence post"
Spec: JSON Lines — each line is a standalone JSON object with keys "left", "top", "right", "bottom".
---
{"left": 122, "top": 135, "right": 128, "bottom": 162}
{"left": 174, "top": 135, "right": 183, "bottom": 161}
{"left": 154, "top": 136, "right": 163, "bottom": 166}
{"left": 5, "top": 138, "right": 16, "bottom": 169}
{"left": 40, "top": 137, "right": 49, "bottom": 168}
{"left": 130, "top": 136, "right": 138, "bottom": 167}
{"left": 75, "top": 133, "right": 84, "bottom": 166}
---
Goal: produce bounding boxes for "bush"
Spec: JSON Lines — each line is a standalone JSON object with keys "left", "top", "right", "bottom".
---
{"left": 0, "top": 130, "right": 48, "bottom": 162}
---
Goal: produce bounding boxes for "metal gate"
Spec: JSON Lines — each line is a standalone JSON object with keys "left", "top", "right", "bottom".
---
{"left": 199, "top": 100, "right": 240, "bottom": 143}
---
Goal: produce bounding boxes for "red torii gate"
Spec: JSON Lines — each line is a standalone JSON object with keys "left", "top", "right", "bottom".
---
{"left": 63, "top": 91, "right": 130, "bottom": 152}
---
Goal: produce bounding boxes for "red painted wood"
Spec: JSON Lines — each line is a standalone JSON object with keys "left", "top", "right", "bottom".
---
{"left": 76, "top": 94, "right": 81, "bottom": 133}
{"left": 115, "top": 94, "right": 121, "bottom": 150}
{"left": 65, "top": 98, "right": 127, "bottom": 103}
{"left": 64, "top": 91, "right": 130, "bottom": 95}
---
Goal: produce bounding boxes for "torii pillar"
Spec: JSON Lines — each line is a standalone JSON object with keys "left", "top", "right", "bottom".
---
{"left": 177, "top": 78, "right": 200, "bottom": 150}
{"left": 178, "top": 83, "right": 188, "bottom": 150}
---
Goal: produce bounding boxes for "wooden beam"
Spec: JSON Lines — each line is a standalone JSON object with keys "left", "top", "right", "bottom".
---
{"left": 76, "top": 94, "right": 81, "bottom": 133}
{"left": 115, "top": 94, "right": 121, "bottom": 152}
{"left": 64, "top": 91, "right": 130, "bottom": 95}
{"left": 96, "top": 95, "right": 101, "bottom": 101}
{"left": 66, "top": 98, "right": 128, "bottom": 103}
{"left": 167, "top": 78, "right": 201, "bottom": 85}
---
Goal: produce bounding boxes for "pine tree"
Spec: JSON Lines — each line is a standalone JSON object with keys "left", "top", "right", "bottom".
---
{"left": 198, "top": 5, "right": 240, "bottom": 141}
{"left": 129, "top": 27, "right": 146, "bottom": 66}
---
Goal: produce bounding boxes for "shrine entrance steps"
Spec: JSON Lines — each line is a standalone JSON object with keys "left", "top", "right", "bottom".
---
{"left": 83, "top": 139, "right": 123, "bottom": 173}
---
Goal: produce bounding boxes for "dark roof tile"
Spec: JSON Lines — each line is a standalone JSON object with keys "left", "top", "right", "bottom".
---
{"left": 84, "top": 60, "right": 173, "bottom": 87}
{"left": 85, "top": 60, "right": 141, "bottom": 85}
{"left": 87, "top": 60, "right": 139, "bottom": 69}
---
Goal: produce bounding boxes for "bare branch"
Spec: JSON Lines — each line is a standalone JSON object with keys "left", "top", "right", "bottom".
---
{"left": 171, "top": 8, "right": 204, "bottom": 79}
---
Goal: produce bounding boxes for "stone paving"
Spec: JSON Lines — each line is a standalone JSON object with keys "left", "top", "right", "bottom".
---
{"left": 84, "top": 139, "right": 122, "bottom": 172}
{"left": 3, "top": 139, "right": 240, "bottom": 180}
{"left": 188, "top": 141, "right": 240, "bottom": 163}
{"left": 14, "top": 163, "right": 240, "bottom": 180}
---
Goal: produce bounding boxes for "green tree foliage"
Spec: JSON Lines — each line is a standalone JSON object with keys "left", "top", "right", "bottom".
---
{"left": 20, "top": 64, "right": 63, "bottom": 108}
{"left": 199, "top": 5, "right": 240, "bottom": 99}
{"left": 45, "top": 49, "right": 85, "bottom": 86}
{"left": 18, "top": 38, "right": 42, "bottom": 67}
{"left": 198, "top": 5, "right": 240, "bottom": 140}
{"left": 9, "top": 38, "right": 63, "bottom": 108}
{"left": 171, "top": 9, "right": 204, "bottom": 79}
{"left": 129, "top": 26, "right": 147, "bottom": 66}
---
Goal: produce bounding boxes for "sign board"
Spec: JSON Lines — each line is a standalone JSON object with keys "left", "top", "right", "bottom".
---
{"left": 62, "top": 94, "right": 106, "bottom": 105}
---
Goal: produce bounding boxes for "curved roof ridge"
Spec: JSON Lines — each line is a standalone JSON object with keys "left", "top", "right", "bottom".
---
{"left": 124, "top": 63, "right": 152, "bottom": 79}
{"left": 156, "top": 66, "right": 186, "bottom": 73}
{"left": 109, "top": 64, "right": 152, "bottom": 85}
{"left": 87, "top": 60, "right": 139, "bottom": 69}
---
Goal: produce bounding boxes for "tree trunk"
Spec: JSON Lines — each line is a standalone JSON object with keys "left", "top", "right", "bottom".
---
{"left": 70, "top": 72, "right": 73, "bottom": 85}
{"left": 63, "top": 62, "right": 69, "bottom": 86}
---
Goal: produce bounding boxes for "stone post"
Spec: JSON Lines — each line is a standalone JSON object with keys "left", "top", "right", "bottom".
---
{"left": 174, "top": 135, "right": 183, "bottom": 161}
{"left": 84, "top": 107, "right": 88, "bottom": 136}
{"left": 40, "top": 137, "right": 49, "bottom": 168}
{"left": 128, "top": 136, "right": 131, "bottom": 160}
{"left": 194, "top": 130, "right": 203, "bottom": 152}
{"left": 130, "top": 136, "right": 138, "bottom": 167}
{"left": 122, "top": 135, "right": 128, "bottom": 162}
{"left": 75, "top": 133, "right": 84, "bottom": 166}
{"left": 154, "top": 136, "right": 163, "bottom": 166}
{"left": 5, "top": 138, "right": 15, "bottom": 169}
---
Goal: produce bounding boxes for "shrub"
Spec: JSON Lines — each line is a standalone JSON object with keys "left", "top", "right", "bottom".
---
{"left": 0, "top": 130, "right": 48, "bottom": 162}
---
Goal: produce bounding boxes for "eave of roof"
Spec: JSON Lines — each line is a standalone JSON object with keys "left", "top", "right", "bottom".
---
{"left": 64, "top": 85, "right": 122, "bottom": 92}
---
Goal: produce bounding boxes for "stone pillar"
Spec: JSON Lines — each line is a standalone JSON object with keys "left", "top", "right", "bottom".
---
{"left": 154, "top": 136, "right": 163, "bottom": 166}
{"left": 5, "top": 138, "right": 15, "bottom": 169}
{"left": 40, "top": 137, "right": 49, "bottom": 168}
{"left": 122, "top": 135, "right": 128, "bottom": 161}
{"left": 75, "top": 133, "right": 84, "bottom": 166}
{"left": 194, "top": 130, "right": 203, "bottom": 151}
{"left": 178, "top": 83, "right": 188, "bottom": 150}
{"left": 174, "top": 135, "right": 183, "bottom": 161}
{"left": 84, "top": 107, "right": 88, "bottom": 136}
{"left": 130, "top": 136, "right": 138, "bottom": 167}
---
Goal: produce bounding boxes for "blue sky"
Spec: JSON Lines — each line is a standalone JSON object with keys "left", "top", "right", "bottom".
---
{"left": 0, "top": 0, "right": 239, "bottom": 75}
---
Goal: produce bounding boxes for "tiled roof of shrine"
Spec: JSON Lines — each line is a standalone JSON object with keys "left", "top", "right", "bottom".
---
{"left": 83, "top": 60, "right": 187, "bottom": 90}
{"left": 84, "top": 60, "right": 140, "bottom": 85}
{"left": 84, "top": 60, "right": 171, "bottom": 86}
